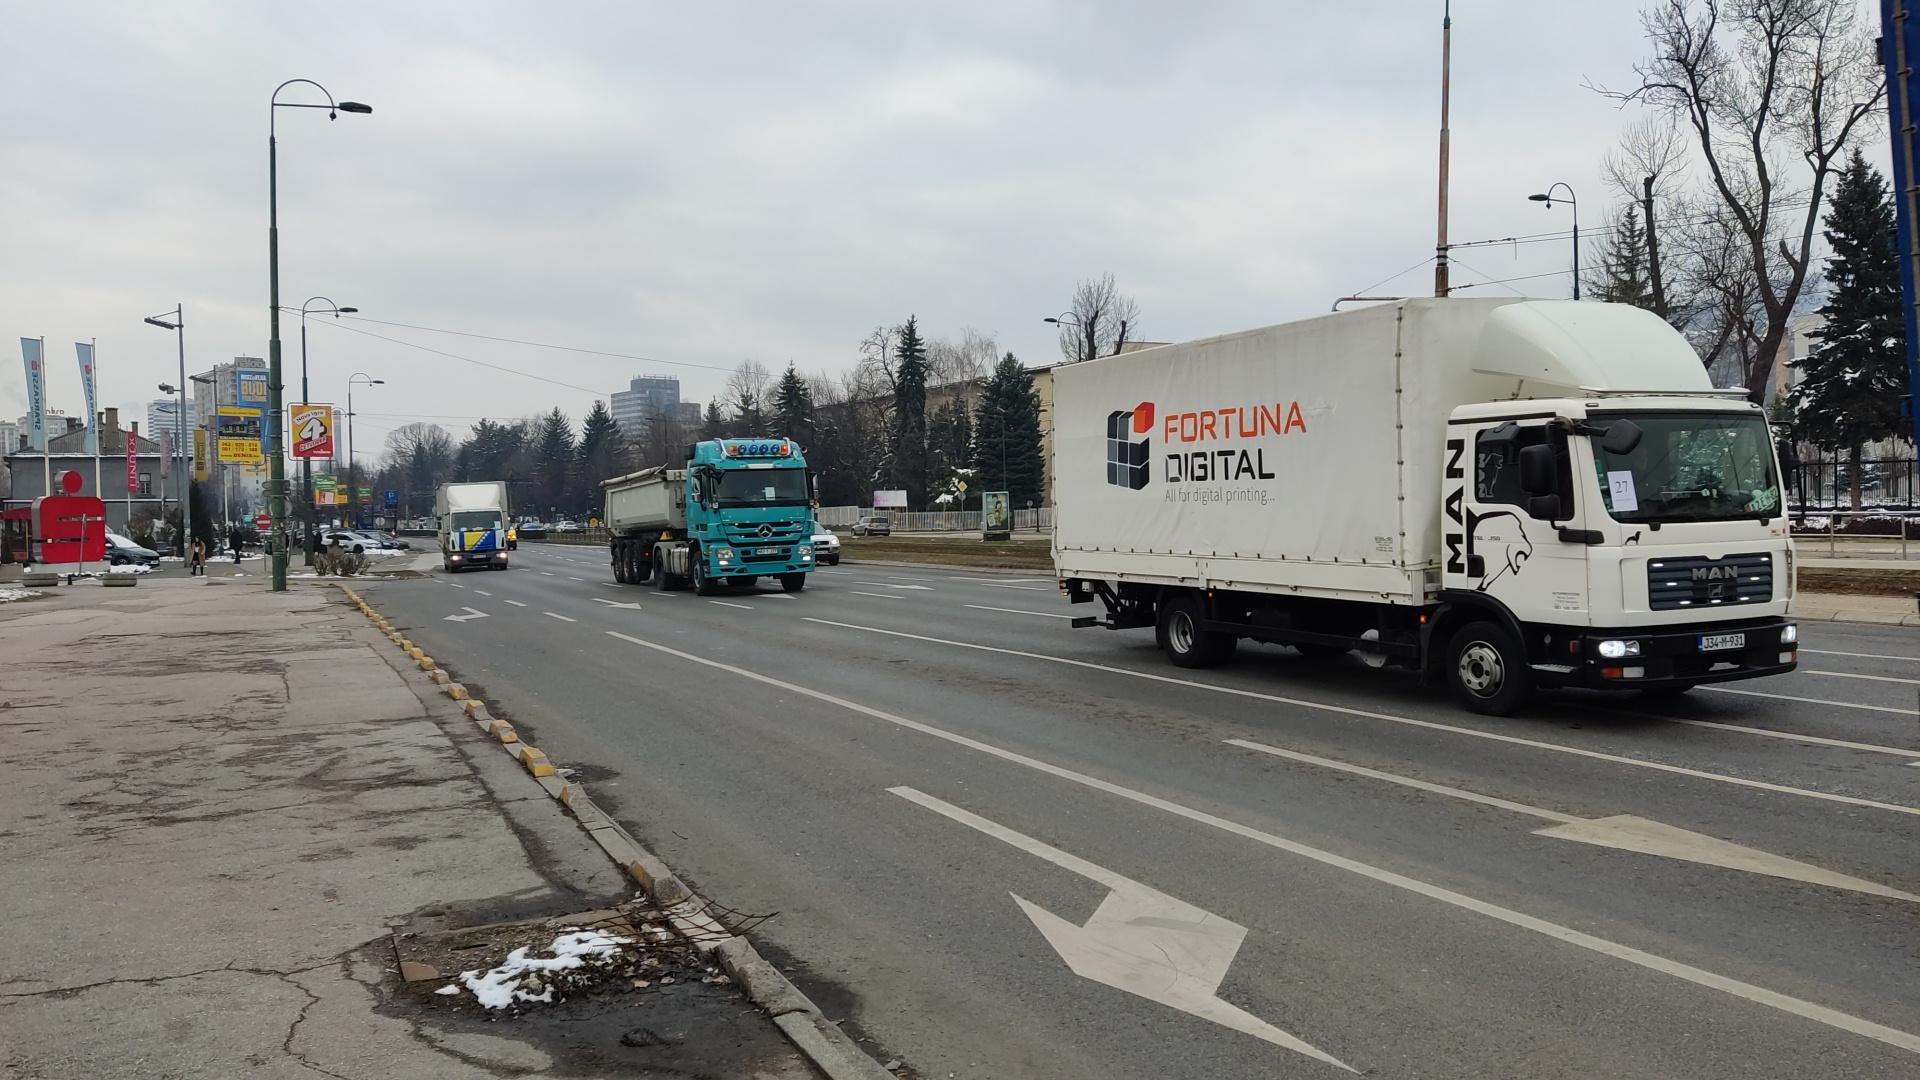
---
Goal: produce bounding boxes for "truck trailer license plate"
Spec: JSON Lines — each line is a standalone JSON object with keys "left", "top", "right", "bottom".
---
{"left": 1699, "top": 633, "right": 1745, "bottom": 652}
{"left": 755, "top": 546, "right": 779, "bottom": 556}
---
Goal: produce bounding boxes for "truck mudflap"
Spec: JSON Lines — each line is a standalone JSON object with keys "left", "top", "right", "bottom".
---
{"left": 1534, "top": 617, "right": 1798, "bottom": 690}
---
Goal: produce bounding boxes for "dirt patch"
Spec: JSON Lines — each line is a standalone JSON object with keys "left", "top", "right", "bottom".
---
{"left": 1798, "top": 566, "right": 1920, "bottom": 596}
{"left": 841, "top": 536, "right": 1052, "bottom": 570}
{"left": 386, "top": 905, "right": 801, "bottom": 1077}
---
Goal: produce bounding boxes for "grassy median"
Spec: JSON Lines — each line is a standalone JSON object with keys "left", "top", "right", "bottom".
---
{"left": 839, "top": 535, "right": 1054, "bottom": 571}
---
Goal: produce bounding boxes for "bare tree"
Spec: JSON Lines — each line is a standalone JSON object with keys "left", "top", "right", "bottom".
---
{"left": 1596, "top": 0, "right": 1884, "bottom": 402}
{"left": 1600, "top": 116, "right": 1695, "bottom": 322}
{"left": 1056, "top": 273, "right": 1142, "bottom": 364}
{"left": 725, "top": 359, "right": 773, "bottom": 435}
{"left": 926, "top": 327, "right": 997, "bottom": 409}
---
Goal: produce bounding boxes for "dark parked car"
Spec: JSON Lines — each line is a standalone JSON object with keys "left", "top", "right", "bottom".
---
{"left": 104, "top": 531, "right": 160, "bottom": 567}
{"left": 368, "top": 531, "right": 411, "bottom": 550}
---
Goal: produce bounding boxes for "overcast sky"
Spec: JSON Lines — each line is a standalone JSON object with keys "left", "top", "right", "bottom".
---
{"left": 0, "top": 1, "right": 1859, "bottom": 458}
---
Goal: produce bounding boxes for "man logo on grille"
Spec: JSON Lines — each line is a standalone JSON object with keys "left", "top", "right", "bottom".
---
{"left": 1106, "top": 402, "right": 1154, "bottom": 489}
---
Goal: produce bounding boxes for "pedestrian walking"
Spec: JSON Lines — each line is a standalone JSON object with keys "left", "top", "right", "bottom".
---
{"left": 229, "top": 525, "right": 243, "bottom": 564}
{"left": 189, "top": 537, "right": 206, "bottom": 576}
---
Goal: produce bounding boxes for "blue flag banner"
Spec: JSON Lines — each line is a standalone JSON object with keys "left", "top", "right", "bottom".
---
{"left": 75, "top": 341, "right": 99, "bottom": 456}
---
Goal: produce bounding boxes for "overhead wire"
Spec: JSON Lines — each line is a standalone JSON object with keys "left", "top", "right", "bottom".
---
{"left": 321, "top": 312, "right": 737, "bottom": 374}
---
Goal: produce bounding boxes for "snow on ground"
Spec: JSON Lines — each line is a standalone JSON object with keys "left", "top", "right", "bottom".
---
{"left": 445, "top": 929, "right": 636, "bottom": 1009}
{"left": 107, "top": 564, "right": 154, "bottom": 575}
{"left": 0, "top": 586, "right": 42, "bottom": 603}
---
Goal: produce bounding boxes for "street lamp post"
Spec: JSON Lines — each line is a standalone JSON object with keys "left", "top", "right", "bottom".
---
{"left": 145, "top": 305, "right": 188, "bottom": 559}
{"left": 297, "top": 297, "right": 358, "bottom": 561}
{"left": 1043, "top": 311, "right": 1091, "bottom": 364}
{"left": 268, "top": 79, "right": 371, "bottom": 591}
{"left": 1527, "top": 182, "right": 1580, "bottom": 300}
{"left": 346, "top": 373, "right": 383, "bottom": 531}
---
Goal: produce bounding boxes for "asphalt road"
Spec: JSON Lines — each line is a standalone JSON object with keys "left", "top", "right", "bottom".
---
{"left": 359, "top": 542, "right": 1920, "bottom": 1079}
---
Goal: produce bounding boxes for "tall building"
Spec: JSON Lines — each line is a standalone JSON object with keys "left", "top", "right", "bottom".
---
{"left": 0, "top": 420, "right": 17, "bottom": 455}
{"left": 609, "top": 374, "right": 683, "bottom": 436}
{"left": 147, "top": 398, "right": 198, "bottom": 442}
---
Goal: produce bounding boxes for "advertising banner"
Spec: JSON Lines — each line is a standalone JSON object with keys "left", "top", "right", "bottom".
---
{"left": 216, "top": 406, "right": 263, "bottom": 464}
{"left": 160, "top": 430, "right": 172, "bottom": 477}
{"left": 235, "top": 367, "right": 269, "bottom": 408}
{"left": 19, "top": 337, "right": 46, "bottom": 451}
{"left": 981, "top": 490, "right": 1012, "bottom": 540}
{"left": 194, "top": 430, "right": 209, "bottom": 480}
{"left": 75, "top": 342, "right": 99, "bottom": 456}
{"left": 873, "top": 489, "right": 907, "bottom": 509}
{"left": 126, "top": 429, "right": 138, "bottom": 493}
{"left": 290, "top": 402, "right": 334, "bottom": 459}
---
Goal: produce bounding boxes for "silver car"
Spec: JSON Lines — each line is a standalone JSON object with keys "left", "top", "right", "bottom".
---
{"left": 810, "top": 525, "right": 840, "bottom": 565}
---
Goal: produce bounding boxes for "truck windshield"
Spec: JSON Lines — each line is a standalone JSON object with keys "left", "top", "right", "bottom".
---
{"left": 714, "top": 468, "right": 809, "bottom": 508}
{"left": 1588, "top": 411, "right": 1780, "bottom": 523}
{"left": 450, "top": 510, "right": 502, "bottom": 532}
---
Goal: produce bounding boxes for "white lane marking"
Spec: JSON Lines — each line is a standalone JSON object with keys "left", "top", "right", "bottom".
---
{"left": 447, "top": 583, "right": 465, "bottom": 589}
{"left": 973, "top": 582, "right": 1047, "bottom": 591}
{"left": 603, "top": 628, "right": 1920, "bottom": 1058}
{"left": 474, "top": 590, "right": 492, "bottom": 597}
{"left": 601, "top": 581, "right": 621, "bottom": 588}
{"left": 1226, "top": 739, "right": 1579, "bottom": 824}
{"left": 1798, "top": 668, "right": 1920, "bottom": 687}
{"left": 542, "top": 611, "right": 577, "bottom": 622}
{"left": 804, "top": 619, "right": 1920, "bottom": 819}
{"left": 1701, "top": 686, "right": 1918, "bottom": 717}
{"left": 504, "top": 600, "right": 528, "bottom": 608}
{"left": 1802, "top": 648, "right": 1920, "bottom": 663}
{"left": 770, "top": 594, "right": 798, "bottom": 600}
{"left": 892, "top": 786, "right": 1354, "bottom": 1071}
{"left": 1226, "top": 739, "right": 1919, "bottom": 903}
{"left": 443, "top": 606, "right": 489, "bottom": 623}
{"left": 1664, "top": 717, "right": 1920, "bottom": 760}
{"left": 539, "top": 571, "right": 555, "bottom": 577}
{"left": 591, "top": 597, "right": 643, "bottom": 610}
{"left": 708, "top": 600, "right": 753, "bottom": 610}
{"left": 851, "top": 591, "right": 903, "bottom": 601}
{"left": 855, "top": 580, "right": 934, "bottom": 590}
{"left": 814, "top": 569, "right": 851, "bottom": 575}
{"left": 949, "top": 576, "right": 1052, "bottom": 584}
{"left": 567, "top": 576, "right": 585, "bottom": 582}
{"left": 966, "top": 604, "right": 1076, "bottom": 620}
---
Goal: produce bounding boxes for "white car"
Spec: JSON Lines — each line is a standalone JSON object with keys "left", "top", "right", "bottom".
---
{"left": 810, "top": 525, "right": 840, "bottom": 566}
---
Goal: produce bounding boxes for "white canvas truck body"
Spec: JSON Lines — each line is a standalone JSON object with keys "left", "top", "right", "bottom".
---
{"left": 434, "top": 481, "right": 511, "bottom": 571}
{"left": 1054, "top": 298, "right": 1797, "bottom": 713}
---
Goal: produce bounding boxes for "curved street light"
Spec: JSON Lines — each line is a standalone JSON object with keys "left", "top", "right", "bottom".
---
{"left": 266, "top": 78, "right": 371, "bottom": 590}
{"left": 145, "top": 305, "right": 189, "bottom": 558}
{"left": 1527, "top": 182, "right": 1580, "bottom": 301}
{"left": 297, "top": 297, "right": 358, "bottom": 559}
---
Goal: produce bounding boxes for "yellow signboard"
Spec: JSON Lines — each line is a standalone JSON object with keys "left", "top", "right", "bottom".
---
{"left": 216, "top": 406, "right": 263, "bottom": 464}
{"left": 193, "top": 430, "right": 209, "bottom": 481}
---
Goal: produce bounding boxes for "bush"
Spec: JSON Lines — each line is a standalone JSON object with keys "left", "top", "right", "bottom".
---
{"left": 314, "top": 550, "right": 370, "bottom": 577}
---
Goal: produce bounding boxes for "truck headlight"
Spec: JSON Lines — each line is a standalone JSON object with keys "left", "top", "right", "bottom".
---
{"left": 798, "top": 544, "right": 813, "bottom": 556}
{"left": 1780, "top": 624, "right": 1798, "bottom": 644}
{"left": 1597, "top": 639, "right": 1641, "bottom": 659}
{"left": 714, "top": 546, "right": 733, "bottom": 563}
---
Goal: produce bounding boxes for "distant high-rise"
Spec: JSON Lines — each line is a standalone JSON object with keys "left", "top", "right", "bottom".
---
{"left": 0, "top": 419, "right": 17, "bottom": 455}
{"left": 609, "top": 374, "right": 684, "bottom": 435}
{"left": 147, "top": 398, "right": 198, "bottom": 441}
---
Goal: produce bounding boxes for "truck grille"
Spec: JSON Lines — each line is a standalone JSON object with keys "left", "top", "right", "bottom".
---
{"left": 1647, "top": 553, "right": 1772, "bottom": 610}
{"left": 724, "top": 520, "right": 804, "bottom": 543}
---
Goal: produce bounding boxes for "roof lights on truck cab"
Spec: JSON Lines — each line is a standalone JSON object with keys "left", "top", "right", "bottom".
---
{"left": 722, "top": 439, "right": 794, "bottom": 459}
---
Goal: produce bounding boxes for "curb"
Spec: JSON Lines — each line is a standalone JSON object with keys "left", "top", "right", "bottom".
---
{"left": 338, "top": 584, "right": 897, "bottom": 1080}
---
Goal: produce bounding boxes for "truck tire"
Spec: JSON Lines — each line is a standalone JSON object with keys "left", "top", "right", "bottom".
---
{"left": 690, "top": 548, "right": 720, "bottom": 596}
{"left": 612, "top": 543, "right": 629, "bottom": 584}
{"left": 779, "top": 573, "right": 806, "bottom": 593}
{"left": 1446, "top": 620, "right": 1531, "bottom": 715}
{"left": 1156, "top": 593, "right": 1235, "bottom": 668}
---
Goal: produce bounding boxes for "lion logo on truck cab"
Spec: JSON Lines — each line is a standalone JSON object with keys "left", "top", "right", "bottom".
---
{"left": 1106, "top": 403, "right": 1154, "bottom": 490}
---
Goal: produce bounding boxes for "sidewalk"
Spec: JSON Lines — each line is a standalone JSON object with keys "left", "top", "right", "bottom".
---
{"left": 0, "top": 576, "right": 816, "bottom": 1078}
{"left": 1793, "top": 590, "right": 1920, "bottom": 626}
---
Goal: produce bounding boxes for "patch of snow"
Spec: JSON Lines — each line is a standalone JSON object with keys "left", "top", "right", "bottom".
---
{"left": 433, "top": 984, "right": 461, "bottom": 996}
{"left": 0, "top": 586, "right": 42, "bottom": 603}
{"left": 107, "top": 564, "right": 153, "bottom": 575}
{"left": 452, "top": 929, "right": 635, "bottom": 1010}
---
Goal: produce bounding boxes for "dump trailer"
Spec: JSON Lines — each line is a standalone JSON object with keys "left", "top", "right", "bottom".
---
{"left": 603, "top": 437, "right": 816, "bottom": 594}
{"left": 435, "top": 481, "right": 511, "bottom": 573}
{"left": 1054, "top": 298, "right": 1798, "bottom": 715}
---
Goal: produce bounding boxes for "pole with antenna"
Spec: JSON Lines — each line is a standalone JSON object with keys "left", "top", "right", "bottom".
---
{"left": 1433, "top": 0, "right": 1452, "bottom": 298}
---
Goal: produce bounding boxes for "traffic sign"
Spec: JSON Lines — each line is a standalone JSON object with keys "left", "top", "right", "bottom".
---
{"left": 254, "top": 513, "right": 271, "bottom": 532}
{"left": 384, "top": 489, "right": 399, "bottom": 508}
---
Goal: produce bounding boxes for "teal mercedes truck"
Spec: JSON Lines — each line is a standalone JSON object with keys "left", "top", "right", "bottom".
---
{"left": 602, "top": 438, "right": 817, "bottom": 594}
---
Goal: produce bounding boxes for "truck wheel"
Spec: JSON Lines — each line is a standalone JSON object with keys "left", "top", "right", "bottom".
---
{"left": 779, "top": 573, "right": 806, "bottom": 593}
{"left": 612, "top": 544, "right": 629, "bottom": 584}
{"left": 1446, "top": 620, "right": 1531, "bottom": 715}
{"left": 691, "top": 550, "right": 720, "bottom": 596}
{"left": 1156, "top": 593, "right": 1235, "bottom": 668}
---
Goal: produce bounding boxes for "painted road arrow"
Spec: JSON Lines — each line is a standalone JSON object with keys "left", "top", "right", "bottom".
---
{"left": 1227, "top": 739, "right": 1920, "bottom": 903}
{"left": 443, "top": 606, "right": 490, "bottom": 623}
{"left": 890, "top": 785, "right": 1353, "bottom": 1072}
{"left": 591, "top": 597, "right": 644, "bottom": 610}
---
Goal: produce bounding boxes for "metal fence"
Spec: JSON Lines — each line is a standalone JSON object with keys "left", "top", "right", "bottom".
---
{"left": 1783, "top": 457, "right": 1917, "bottom": 509}
{"left": 814, "top": 506, "right": 1053, "bottom": 533}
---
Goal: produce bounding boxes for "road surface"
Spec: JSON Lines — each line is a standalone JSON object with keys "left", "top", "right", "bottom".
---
{"left": 357, "top": 542, "right": 1920, "bottom": 1079}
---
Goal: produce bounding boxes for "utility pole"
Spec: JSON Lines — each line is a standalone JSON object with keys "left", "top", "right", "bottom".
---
{"left": 1433, "top": 0, "right": 1452, "bottom": 297}
{"left": 1642, "top": 176, "right": 1669, "bottom": 319}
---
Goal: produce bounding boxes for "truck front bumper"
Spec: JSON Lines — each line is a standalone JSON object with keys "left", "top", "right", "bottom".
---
{"left": 708, "top": 544, "right": 813, "bottom": 576}
{"left": 1546, "top": 617, "right": 1796, "bottom": 690}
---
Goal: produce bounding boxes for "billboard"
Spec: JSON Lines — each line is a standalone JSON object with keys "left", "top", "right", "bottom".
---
{"left": 235, "top": 367, "right": 269, "bottom": 408}
{"left": 290, "top": 403, "right": 334, "bottom": 459}
{"left": 981, "top": 490, "right": 1012, "bottom": 540}
{"left": 873, "top": 489, "right": 908, "bottom": 509}
{"left": 194, "top": 430, "right": 209, "bottom": 480}
{"left": 216, "top": 406, "right": 263, "bottom": 464}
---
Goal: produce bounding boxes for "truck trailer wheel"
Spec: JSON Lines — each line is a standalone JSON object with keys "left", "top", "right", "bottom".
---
{"left": 1156, "top": 593, "right": 1235, "bottom": 668}
{"left": 1446, "top": 620, "right": 1531, "bottom": 715}
{"left": 612, "top": 544, "right": 629, "bottom": 584}
{"left": 779, "top": 573, "right": 806, "bottom": 593}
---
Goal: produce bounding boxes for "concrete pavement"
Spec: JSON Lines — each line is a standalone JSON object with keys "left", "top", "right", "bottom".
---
{"left": 0, "top": 574, "right": 816, "bottom": 1079}
{"left": 353, "top": 541, "right": 1920, "bottom": 1079}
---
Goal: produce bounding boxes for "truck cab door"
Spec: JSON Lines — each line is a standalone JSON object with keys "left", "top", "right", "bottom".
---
{"left": 1444, "top": 420, "right": 1590, "bottom": 622}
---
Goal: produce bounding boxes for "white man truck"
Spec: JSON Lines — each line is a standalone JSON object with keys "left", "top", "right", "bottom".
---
{"left": 1054, "top": 298, "right": 1798, "bottom": 714}
{"left": 435, "top": 481, "right": 511, "bottom": 573}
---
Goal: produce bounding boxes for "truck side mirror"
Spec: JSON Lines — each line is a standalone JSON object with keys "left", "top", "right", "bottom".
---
{"left": 1600, "top": 419, "right": 1643, "bottom": 455}
{"left": 1518, "top": 443, "right": 1557, "bottom": 496}
{"left": 1526, "top": 493, "right": 1562, "bottom": 521}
